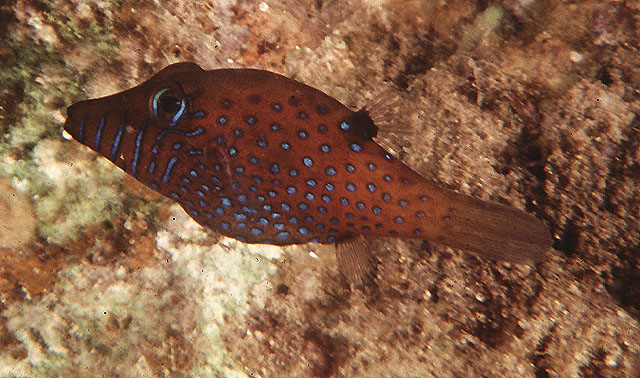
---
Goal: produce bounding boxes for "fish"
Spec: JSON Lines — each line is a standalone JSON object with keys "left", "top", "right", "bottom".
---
{"left": 63, "top": 62, "right": 552, "bottom": 283}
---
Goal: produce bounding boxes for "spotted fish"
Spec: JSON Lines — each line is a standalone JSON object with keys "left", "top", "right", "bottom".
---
{"left": 63, "top": 62, "right": 551, "bottom": 281}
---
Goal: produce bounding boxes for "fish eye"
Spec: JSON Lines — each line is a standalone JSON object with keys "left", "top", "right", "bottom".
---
{"left": 151, "top": 87, "right": 187, "bottom": 124}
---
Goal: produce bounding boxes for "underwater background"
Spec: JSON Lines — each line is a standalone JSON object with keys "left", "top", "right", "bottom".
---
{"left": 0, "top": 0, "right": 639, "bottom": 377}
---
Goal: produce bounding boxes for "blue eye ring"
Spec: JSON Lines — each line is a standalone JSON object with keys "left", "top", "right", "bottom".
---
{"left": 152, "top": 87, "right": 187, "bottom": 124}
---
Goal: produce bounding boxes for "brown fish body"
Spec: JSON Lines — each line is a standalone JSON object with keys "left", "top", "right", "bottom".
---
{"left": 64, "top": 62, "right": 551, "bottom": 264}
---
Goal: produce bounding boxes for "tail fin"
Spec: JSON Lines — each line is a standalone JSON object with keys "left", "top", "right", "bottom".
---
{"left": 438, "top": 192, "right": 551, "bottom": 264}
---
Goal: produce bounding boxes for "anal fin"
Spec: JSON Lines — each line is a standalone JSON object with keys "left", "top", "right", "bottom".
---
{"left": 335, "top": 235, "right": 378, "bottom": 285}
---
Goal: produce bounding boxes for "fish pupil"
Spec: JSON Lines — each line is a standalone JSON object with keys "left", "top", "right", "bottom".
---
{"left": 159, "top": 95, "right": 182, "bottom": 114}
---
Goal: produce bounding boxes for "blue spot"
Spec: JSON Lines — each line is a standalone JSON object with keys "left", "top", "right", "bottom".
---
{"left": 219, "top": 222, "right": 230, "bottom": 230}
{"left": 211, "top": 176, "right": 220, "bottom": 184}
{"left": 221, "top": 197, "right": 232, "bottom": 207}
{"left": 109, "top": 119, "right": 124, "bottom": 161}
{"left": 303, "top": 157, "right": 313, "bottom": 167}
{"left": 420, "top": 195, "right": 429, "bottom": 201}
{"left": 257, "top": 196, "right": 265, "bottom": 202}
{"left": 246, "top": 116, "right": 256, "bottom": 125}
{"left": 350, "top": 143, "right": 362, "bottom": 152}
{"left": 395, "top": 216, "right": 404, "bottom": 224}
{"left": 183, "top": 177, "right": 192, "bottom": 184}
{"left": 325, "top": 183, "right": 335, "bottom": 191}
{"left": 340, "top": 121, "right": 350, "bottom": 131}
{"left": 289, "top": 169, "right": 298, "bottom": 177}
{"left": 326, "top": 167, "right": 336, "bottom": 176}
{"left": 305, "top": 193, "right": 315, "bottom": 201}
{"left": 148, "top": 161, "right": 156, "bottom": 174}
{"left": 298, "top": 112, "right": 308, "bottom": 120}
{"left": 289, "top": 217, "right": 298, "bottom": 224}
{"left": 235, "top": 166, "right": 244, "bottom": 174}
{"left": 281, "top": 142, "right": 290, "bottom": 150}
{"left": 400, "top": 200, "right": 408, "bottom": 207}
{"left": 270, "top": 164, "right": 280, "bottom": 174}
{"left": 373, "top": 206, "right": 381, "bottom": 215}
{"left": 362, "top": 226, "right": 370, "bottom": 232}
{"left": 234, "top": 213, "right": 247, "bottom": 221}
{"left": 298, "top": 130, "right": 307, "bottom": 138}
{"left": 316, "top": 224, "right": 325, "bottom": 230}
{"left": 258, "top": 139, "right": 267, "bottom": 147}
{"left": 205, "top": 212, "right": 214, "bottom": 219}
{"left": 273, "top": 103, "right": 282, "bottom": 111}
{"left": 368, "top": 163, "right": 376, "bottom": 170}
{"left": 219, "top": 117, "right": 227, "bottom": 125}
{"left": 383, "top": 193, "right": 391, "bottom": 202}
{"left": 179, "top": 186, "right": 188, "bottom": 193}
{"left": 402, "top": 179, "right": 410, "bottom": 184}
{"left": 238, "top": 194, "right": 248, "bottom": 202}
{"left": 346, "top": 212, "right": 354, "bottom": 219}
{"left": 346, "top": 183, "right": 356, "bottom": 192}
{"left": 271, "top": 123, "right": 280, "bottom": 131}
{"left": 273, "top": 179, "right": 281, "bottom": 186}
{"left": 229, "top": 147, "right": 237, "bottom": 157}
{"left": 281, "top": 203, "right": 290, "bottom": 211}
{"left": 318, "top": 105, "right": 328, "bottom": 114}
{"left": 318, "top": 206, "right": 327, "bottom": 214}
{"left": 357, "top": 202, "right": 365, "bottom": 210}
{"left": 250, "top": 95, "right": 260, "bottom": 103}
{"left": 151, "top": 183, "right": 158, "bottom": 190}
{"left": 340, "top": 198, "right": 349, "bottom": 206}
{"left": 375, "top": 223, "right": 383, "bottom": 229}
{"left": 263, "top": 204, "right": 272, "bottom": 211}
{"left": 173, "top": 143, "right": 181, "bottom": 150}
{"left": 188, "top": 150, "right": 203, "bottom": 156}
{"left": 243, "top": 206, "right": 258, "bottom": 215}
{"left": 306, "top": 179, "right": 316, "bottom": 187}
{"left": 346, "top": 164, "right": 355, "bottom": 173}
{"left": 237, "top": 222, "right": 246, "bottom": 229}
{"left": 250, "top": 228, "right": 263, "bottom": 236}
{"left": 327, "top": 236, "right": 336, "bottom": 243}
{"left": 384, "top": 175, "right": 391, "bottom": 182}
{"left": 318, "top": 124, "right": 327, "bottom": 133}
{"left": 215, "top": 208, "right": 224, "bottom": 216}
{"left": 330, "top": 218, "right": 339, "bottom": 224}
{"left": 171, "top": 192, "right": 179, "bottom": 199}
{"left": 274, "top": 223, "right": 285, "bottom": 230}
{"left": 414, "top": 229, "right": 421, "bottom": 235}
{"left": 197, "top": 164, "right": 205, "bottom": 170}
{"left": 298, "top": 227, "right": 309, "bottom": 235}
{"left": 322, "top": 195, "right": 331, "bottom": 203}
{"left": 346, "top": 222, "right": 355, "bottom": 228}
{"left": 234, "top": 129, "right": 243, "bottom": 137}
{"left": 253, "top": 176, "right": 263, "bottom": 184}
{"left": 286, "top": 186, "right": 296, "bottom": 194}
{"left": 271, "top": 212, "right": 282, "bottom": 219}
{"left": 231, "top": 182, "right": 240, "bottom": 190}
{"left": 249, "top": 156, "right": 259, "bottom": 164}
{"left": 202, "top": 185, "right": 210, "bottom": 192}
{"left": 320, "top": 144, "right": 330, "bottom": 153}
{"left": 385, "top": 154, "right": 392, "bottom": 160}
{"left": 268, "top": 190, "right": 277, "bottom": 198}
{"left": 367, "top": 184, "right": 376, "bottom": 192}
{"left": 185, "top": 200, "right": 194, "bottom": 207}
{"left": 277, "top": 231, "right": 290, "bottom": 239}
{"left": 298, "top": 203, "right": 308, "bottom": 211}
{"left": 417, "top": 211, "right": 425, "bottom": 218}
{"left": 258, "top": 218, "right": 269, "bottom": 225}
{"left": 199, "top": 200, "right": 208, "bottom": 207}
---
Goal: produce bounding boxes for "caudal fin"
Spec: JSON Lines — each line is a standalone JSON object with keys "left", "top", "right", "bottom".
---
{"left": 438, "top": 192, "right": 552, "bottom": 264}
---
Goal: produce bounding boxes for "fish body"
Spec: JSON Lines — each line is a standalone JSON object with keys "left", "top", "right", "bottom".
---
{"left": 64, "top": 62, "right": 551, "bottom": 265}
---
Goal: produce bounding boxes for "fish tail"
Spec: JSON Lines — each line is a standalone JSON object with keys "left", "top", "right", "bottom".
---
{"left": 435, "top": 191, "right": 552, "bottom": 264}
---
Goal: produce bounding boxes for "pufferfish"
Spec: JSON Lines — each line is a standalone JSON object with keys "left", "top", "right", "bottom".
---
{"left": 63, "top": 62, "right": 551, "bottom": 283}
